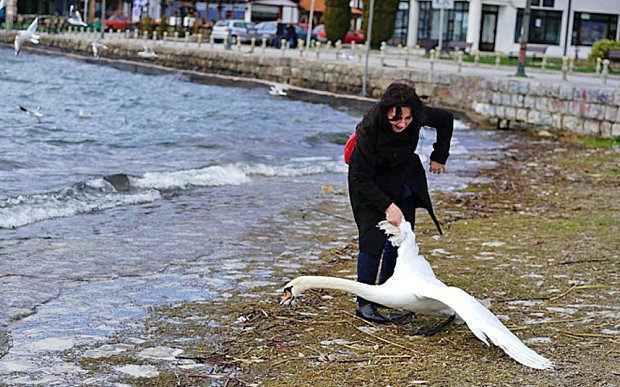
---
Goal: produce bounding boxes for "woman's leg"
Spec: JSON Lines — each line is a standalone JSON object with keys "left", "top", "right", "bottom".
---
{"left": 356, "top": 250, "right": 387, "bottom": 322}
{"left": 356, "top": 250, "right": 381, "bottom": 304}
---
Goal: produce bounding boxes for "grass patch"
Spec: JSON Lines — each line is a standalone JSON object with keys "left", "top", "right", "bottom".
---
{"left": 578, "top": 135, "right": 620, "bottom": 148}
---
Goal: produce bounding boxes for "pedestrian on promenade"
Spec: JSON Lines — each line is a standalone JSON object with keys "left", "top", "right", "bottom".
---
{"left": 286, "top": 23, "right": 297, "bottom": 48}
{"left": 347, "top": 82, "right": 453, "bottom": 322}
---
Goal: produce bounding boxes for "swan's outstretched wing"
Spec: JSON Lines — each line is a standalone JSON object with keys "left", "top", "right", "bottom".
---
{"left": 27, "top": 18, "right": 39, "bottom": 34}
{"left": 415, "top": 284, "right": 552, "bottom": 370}
{"left": 14, "top": 35, "right": 22, "bottom": 54}
{"left": 380, "top": 219, "right": 552, "bottom": 369}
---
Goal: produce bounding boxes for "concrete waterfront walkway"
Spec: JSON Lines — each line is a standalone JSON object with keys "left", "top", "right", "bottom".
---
{"left": 2, "top": 29, "right": 619, "bottom": 89}
{"left": 135, "top": 34, "right": 620, "bottom": 89}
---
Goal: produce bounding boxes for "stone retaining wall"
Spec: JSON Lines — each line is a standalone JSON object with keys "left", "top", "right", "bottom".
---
{"left": 12, "top": 33, "right": 619, "bottom": 138}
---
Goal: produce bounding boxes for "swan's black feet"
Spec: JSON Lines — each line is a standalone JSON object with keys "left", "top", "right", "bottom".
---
{"left": 355, "top": 303, "right": 387, "bottom": 323}
{"left": 386, "top": 310, "right": 413, "bottom": 325}
{"left": 410, "top": 314, "right": 455, "bottom": 336}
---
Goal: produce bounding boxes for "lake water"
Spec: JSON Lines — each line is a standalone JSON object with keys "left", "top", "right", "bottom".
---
{"left": 0, "top": 46, "right": 507, "bottom": 384}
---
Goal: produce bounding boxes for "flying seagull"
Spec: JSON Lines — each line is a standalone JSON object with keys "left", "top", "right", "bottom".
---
{"left": 19, "top": 106, "right": 43, "bottom": 123}
{"left": 281, "top": 220, "right": 553, "bottom": 370}
{"left": 92, "top": 42, "right": 108, "bottom": 58}
{"left": 67, "top": 5, "right": 88, "bottom": 28}
{"left": 14, "top": 17, "right": 40, "bottom": 56}
{"left": 137, "top": 45, "right": 157, "bottom": 58}
{"left": 268, "top": 84, "right": 287, "bottom": 96}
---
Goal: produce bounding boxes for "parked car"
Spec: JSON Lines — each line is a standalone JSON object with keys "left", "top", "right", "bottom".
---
{"left": 255, "top": 21, "right": 318, "bottom": 48}
{"left": 211, "top": 19, "right": 257, "bottom": 44}
{"left": 295, "top": 23, "right": 320, "bottom": 46}
{"left": 312, "top": 24, "right": 364, "bottom": 44}
{"left": 105, "top": 14, "right": 132, "bottom": 31}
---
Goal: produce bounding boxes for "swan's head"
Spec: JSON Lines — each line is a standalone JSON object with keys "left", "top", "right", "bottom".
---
{"left": 279, "top": 277, "right": 306, "bottom": 305}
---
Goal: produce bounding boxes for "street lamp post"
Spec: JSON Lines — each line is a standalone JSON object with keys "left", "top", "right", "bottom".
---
{"left": 361, "top": 0, "right": 375, "bottom": 97}
{"left": 515, "top": 0, "right": 531, "bottom": 77}
{"left": 304, "top": 0, "right": 315, "bottom": 55}
{"left": 100, "top": 0, "right": 106, "bottom": 39}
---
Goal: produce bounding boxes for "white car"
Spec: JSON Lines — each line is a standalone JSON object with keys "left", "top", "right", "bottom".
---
{"left": 211, "top": 19, "right": 257, "bottom": 44}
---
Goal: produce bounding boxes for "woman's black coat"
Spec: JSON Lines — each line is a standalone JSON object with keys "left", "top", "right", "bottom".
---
{"left": 348, "top": 105, "right": 453, "bottom": 255}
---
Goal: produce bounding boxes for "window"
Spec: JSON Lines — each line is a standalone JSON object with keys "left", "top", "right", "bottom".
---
{"left": 572, "top": 12, "right": 618, "bottom": 46}
{"left": 530, "top": 0, "right": 554, "bottom": 6}
{"left": 390, "top": 1, "right": 409, "bottom": 46}
{"left": 417, "top": 1, "right": 469, "bottom": 42}
{"left": 514, "top": 8, "right": 562, "bottom": 44}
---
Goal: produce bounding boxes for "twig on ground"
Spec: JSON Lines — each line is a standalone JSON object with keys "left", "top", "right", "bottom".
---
{"left": 300, "top": 208, "right": 349, "bottom": 221}
{"left": 271, "top": 355, "right": 321, "bottom": 366}
{"left": 550, "top": 284, "right": 613, "bottom": 301}
{"left": 499, "top": 284, "right": 613, "bottom": 303}
{"left": 507, "top": 317, "right": 589, "bottom": 330}
{"left": 497, "top": 296, "right": 551, "bottom": 303}
{"left": 348, "top": 323, "right": 421, "bottom": 355}
{"left": 558, "top": 258, "right": 610, "bottom": 265}
{"left": 557, "top": 329, "right": 620, "bottom": 339}
{"left": 340, "top": 309, "right": 376, "bottom": 327}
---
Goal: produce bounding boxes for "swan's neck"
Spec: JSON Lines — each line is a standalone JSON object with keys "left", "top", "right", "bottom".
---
{"left": 296, "top": 276, "right": 386, "bottom": 304}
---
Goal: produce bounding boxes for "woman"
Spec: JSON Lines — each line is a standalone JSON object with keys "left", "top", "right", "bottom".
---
{"left": 348, "top": 82, "right": 453, "bottom": 322}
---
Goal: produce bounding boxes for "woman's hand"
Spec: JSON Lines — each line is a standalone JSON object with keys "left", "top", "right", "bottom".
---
{"left": 429, "top": 160, "right": 446, "bottom": 174}
{"left": 385, "top": 203, "right": 403, "bottom": 226}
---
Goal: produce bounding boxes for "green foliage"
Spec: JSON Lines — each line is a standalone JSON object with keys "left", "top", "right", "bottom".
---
{"left": 143, "top": 15, "right": 154, "bottom": 35}
{"left": 588, "top": 39, "right": 620, "bottom": 61}
{"left": 361, "top": 0, "right": 399, "bottom": 48}
{"left": 157, "top": 15, "right": 168, "bottom": 38}
{"left": 324, "top": 0, "right": 351, "bottom": 43}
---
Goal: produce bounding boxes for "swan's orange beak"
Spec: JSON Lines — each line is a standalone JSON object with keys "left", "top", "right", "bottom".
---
{"left": 280, "top": 289, "right": 292, "bottom": 305}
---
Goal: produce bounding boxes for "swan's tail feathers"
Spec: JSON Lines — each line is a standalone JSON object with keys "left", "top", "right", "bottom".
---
{"left": 498, "top": 338, "right": 553, "bottom": 370}
{"left": 378, "top": 220, "right": 403, "bottom": 246}
{"left": 423, "top": 286, "right": 553, "bottom": 370}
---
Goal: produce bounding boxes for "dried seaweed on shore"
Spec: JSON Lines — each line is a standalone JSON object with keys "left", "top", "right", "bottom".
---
{"left": 71, "top": 132, "right": 619, "bottom": 386}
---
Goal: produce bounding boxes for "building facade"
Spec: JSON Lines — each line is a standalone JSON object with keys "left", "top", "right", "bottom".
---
{"left": 5, "top": 0, "right": 618, "bottom": 59}
{"left": 405, "top": 0, "right": 619, "bottom": 58}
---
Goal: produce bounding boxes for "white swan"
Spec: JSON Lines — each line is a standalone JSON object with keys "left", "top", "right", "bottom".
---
{"left": 268, "top": 84, "right": 287, "bottom": 96}
{"left": 14, "top": 17, "right": 40, "bottom": 56}
{"left": 281, "top": 220, "right": 553, "bottom": 370}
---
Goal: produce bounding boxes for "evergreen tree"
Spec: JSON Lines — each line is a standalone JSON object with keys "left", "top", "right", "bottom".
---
{"left": 324, "top": 0, "right": 351, "bottom": 43}
{"left": 361, "top": 0, "right": 399, "bottom": 48}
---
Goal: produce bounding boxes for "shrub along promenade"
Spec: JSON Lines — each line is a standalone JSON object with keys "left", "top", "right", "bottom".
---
{"left": 2, "top": 29, "right": 619, "bottom": 138}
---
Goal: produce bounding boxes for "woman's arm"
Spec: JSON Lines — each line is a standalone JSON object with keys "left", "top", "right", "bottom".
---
{"left": 424, "top": 106, "right": 454, "bottom": 165}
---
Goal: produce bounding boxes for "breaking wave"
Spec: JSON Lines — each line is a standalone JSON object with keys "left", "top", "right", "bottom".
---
{"left": 0, "top": 158, "right": 346, "bottom": 229}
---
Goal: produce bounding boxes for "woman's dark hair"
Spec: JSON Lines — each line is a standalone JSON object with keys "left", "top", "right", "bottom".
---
{"left": 355, "top": 82, "right": 426, "bottom": 160}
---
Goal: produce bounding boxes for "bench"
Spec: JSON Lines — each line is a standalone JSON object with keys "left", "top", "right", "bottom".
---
{"left": 509, "top": 45, "right": 548, "bottom": 60}
{"left": 445, "top": 40, "right": 473, "bottom": 54}
{"left": 417, "top": 39, "right": 437, "bottom": 53}
{"left": 608, "top": 50, "right": 620, "bottom": 61}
